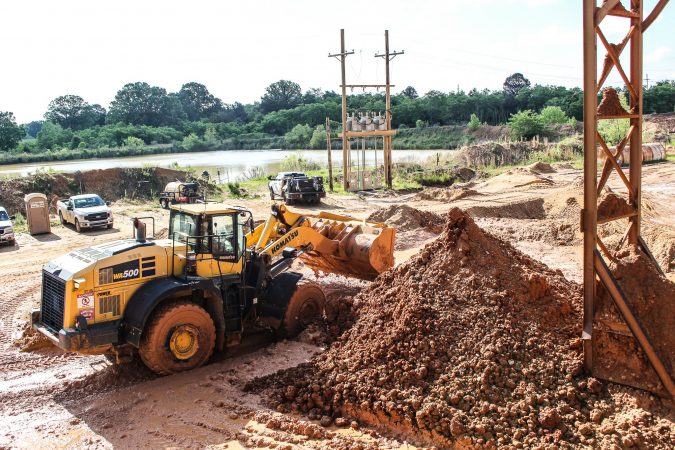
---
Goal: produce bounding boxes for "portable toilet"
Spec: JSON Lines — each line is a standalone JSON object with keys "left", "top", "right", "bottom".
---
{"left": 24, "top": 193, "right": 51, "bottom": 235}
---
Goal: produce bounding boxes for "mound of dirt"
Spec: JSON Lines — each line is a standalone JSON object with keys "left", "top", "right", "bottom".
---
{"left": 598, "top": 192, "right": 634, "bottom": 223}
{"left": 367, "top": 205, "right": 444, "bottom": 233}
{"left": 467, "top": 197, "right": 546, "bottom": 220}
{"left": 528, "top": 162, "right": 556, "bottom": 174}
{"left": 594, "top": 249, "right": 675, "bottom": 397}
{"left": 415, "top": 186, "right": 480, "bottom": 202}
{"left": 249, "top": 209, "right": 673, "bottom": 448}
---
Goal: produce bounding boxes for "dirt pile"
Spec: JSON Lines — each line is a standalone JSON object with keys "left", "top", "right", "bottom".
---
{"left": 415, "top": 186, "right": 481, "bottom": 202}
{"left": 367, "top": 205, "right": 444, "bottom": 233}
{"left": 597, "top": 192, "right": 634, "bottom": 223}
{"left": 594, "top": 248, "right": 675, "bottom": 396}
{"left": 250, "top": 209, "right": 674, "bottom": 448}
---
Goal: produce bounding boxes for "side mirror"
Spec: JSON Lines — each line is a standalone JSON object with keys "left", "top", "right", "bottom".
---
{"left": 267, "top": 175, "right": 274, "bottom": 180}
{"left": 9, "top": 215, "right": 15, "bottom": 220}
{"left": 106, "top": 201, "right": 111, "bottom": 206}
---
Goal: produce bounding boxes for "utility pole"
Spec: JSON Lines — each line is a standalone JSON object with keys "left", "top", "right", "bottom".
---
{"left": 645, "top": 74, "right": 650, "bottom": 88}
{"left": 328, "top": 30, "right": 354, "bottom": 191}
{"left": 375, "top": 30, "right": 404, "bottom": 189}
{"left": 325, "top": 117, "right": 334, "bottom": 192}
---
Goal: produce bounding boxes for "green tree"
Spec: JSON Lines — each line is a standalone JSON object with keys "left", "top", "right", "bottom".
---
{"left": 539, "top": 106, "right": 568, "bottom": 125}
{"left": 284, "top": 123, "right": 312, "bottom": 148}
{"left": 36, "top": 122, "right": 73, "bottom": 149}
{"left": 0, "top": 111, "right": 24, "bottom": 151}
{"left": 24, "top": 120, "right": 45, "bottom": 138}
{"left": 107, "top": 82, "right": 185, "bottom": 126}
{"left": 507, "top": 110, "right": 544, "bottom": 139}
{"left": 309, "top": 124, "right": 326, "bottom": 149}
{"left": 123, "top": 136, "right": 144, "bottom": 149}
{"left": 260, "top": 80, "right": 302, "bottom": 113}
{"left": 44, "top": 95, "right": 106, "bottom": 130}
{"left": 503, "top": 73, "right": 531, "bottom": 96}
{"left": 178, "top": 82, "right": 222, "bottom": 121}
{"left": 181, "top": 133, "right": 203, "bottom": 151}
{"left": 401, "top": 86, "right": 419, "bottom": 99}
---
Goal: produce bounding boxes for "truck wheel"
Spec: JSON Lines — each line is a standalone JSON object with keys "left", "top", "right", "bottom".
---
{"left": 75, "top": 219, "right": 82, "bottom": 233}
{"left": 139, "top": 301, "right": 216, "bottom": 375}
{"left": 269, "top": 190, "right": 275, "bottom": 200}
{"left": 59, "top": 212, "right": 65, "bottom": 225}
{"left": 284, "top": 195, "right": 294, "bottom": 205}
{"left": 277, "top": 283, "right": 326, "bottom": 338}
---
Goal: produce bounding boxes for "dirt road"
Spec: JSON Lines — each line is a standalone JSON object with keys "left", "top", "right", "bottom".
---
{"left": 0, "top": 161, "right": 673, "bottom": 448}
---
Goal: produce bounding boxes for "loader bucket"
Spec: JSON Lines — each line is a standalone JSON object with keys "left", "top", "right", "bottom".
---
{"left": 301, "top": 216, "right": 395, "bottom": 281}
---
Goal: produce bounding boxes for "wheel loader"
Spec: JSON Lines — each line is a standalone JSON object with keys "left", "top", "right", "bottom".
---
{"left": 31, "top": 203, "right": 395, "bottom": 375}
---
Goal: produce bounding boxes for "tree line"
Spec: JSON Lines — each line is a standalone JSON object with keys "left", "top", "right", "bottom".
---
{"left": 0, "top": 74, "right": 673, "bottom": 153}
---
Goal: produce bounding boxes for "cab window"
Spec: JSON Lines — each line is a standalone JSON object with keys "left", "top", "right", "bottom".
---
{"left": 210, "top": 214, "right": 237, "bottom": 259}
{"left": 170, "top": 212, "right": 198, "bottom": 241}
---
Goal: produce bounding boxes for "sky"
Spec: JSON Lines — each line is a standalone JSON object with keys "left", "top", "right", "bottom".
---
{"left": 1, "top": 0, "right": 673, "bottom": 123}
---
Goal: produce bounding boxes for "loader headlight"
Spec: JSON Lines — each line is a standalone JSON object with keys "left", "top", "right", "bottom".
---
{"left": 73, "top": 277, "right": 86, "bottom": 289}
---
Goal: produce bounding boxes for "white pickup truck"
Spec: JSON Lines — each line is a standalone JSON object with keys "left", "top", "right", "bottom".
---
{"left": 57, "top": 194, "right": 113, "bottom": 232}
{"left": 0, "top": 207, "right": 16, "bottom": 246}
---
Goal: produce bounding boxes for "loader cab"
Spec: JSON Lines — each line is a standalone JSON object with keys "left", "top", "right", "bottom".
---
{"left": 168, "top": 204, "right": 251, "bottom": 277}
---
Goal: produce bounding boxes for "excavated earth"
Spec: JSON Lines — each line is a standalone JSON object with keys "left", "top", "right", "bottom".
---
{"left": 248, "top": 209, "right": 674, "bottom": 448}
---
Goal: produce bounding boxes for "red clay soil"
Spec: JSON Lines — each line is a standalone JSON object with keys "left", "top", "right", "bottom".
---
{"left": 249, "top": 208, "right": 675, "bottom": 448}
{"left": 594, "top": 248, "right": 675, "bottom": 397}
{"left": 598, "top": 88, "right": 631, "bottom": 117}
{"left": 597, "top": 192, "right": 635, "bottom": 223}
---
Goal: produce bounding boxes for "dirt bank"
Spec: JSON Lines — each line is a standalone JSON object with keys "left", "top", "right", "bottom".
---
{"left": 0, "top": 167, "right": 189, "bottom": 215}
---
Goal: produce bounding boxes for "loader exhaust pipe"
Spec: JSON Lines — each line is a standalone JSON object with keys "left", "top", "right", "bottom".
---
{"left": 133, "top": 218, "right": 147, "bottom": 243}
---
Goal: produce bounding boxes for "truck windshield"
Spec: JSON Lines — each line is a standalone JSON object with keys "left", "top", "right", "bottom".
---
{"left": 74, "top": 196, "right": 104, "bottom": 208}
{"left": 0, "top": 211, "right": 8, "bottom": 221}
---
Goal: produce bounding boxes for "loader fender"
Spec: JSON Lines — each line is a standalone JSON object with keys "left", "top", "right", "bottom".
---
{"left": 122, "top": 277, "right": 225, "bottom": 350}
{"left": 257, "top": 271, "right": 304, "bottom": 329}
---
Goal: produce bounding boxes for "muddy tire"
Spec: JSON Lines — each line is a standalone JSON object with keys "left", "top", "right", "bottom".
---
{"left": 139, "top": 301, "right": 216, "bottom": 375}
{"left": 277, "top": 283, "right": 326, "bottom": 338}
{"left": 75, "top": 219, "right": 82, "bottom": 233}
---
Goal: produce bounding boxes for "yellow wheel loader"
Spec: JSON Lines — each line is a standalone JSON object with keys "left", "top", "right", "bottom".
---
{"left": 31, "top": 203, "right": 395, "bottom": 375}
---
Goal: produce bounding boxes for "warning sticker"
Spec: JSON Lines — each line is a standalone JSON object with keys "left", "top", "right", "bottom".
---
{"left": 77, "top": 291, "right": 95, "bottom": 320}
{"left": 77, "top": 291, "right": 94, "bottom": 309}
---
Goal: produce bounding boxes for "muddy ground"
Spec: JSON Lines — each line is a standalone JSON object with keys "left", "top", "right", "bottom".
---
{"left": 0, "top": 161, "right": 673, "bottom": 448}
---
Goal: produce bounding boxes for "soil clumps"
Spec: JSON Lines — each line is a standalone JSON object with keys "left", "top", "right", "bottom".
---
{"left": 415, "top": 186, "right": 481, "bottom": 202}
{"left": 249, "top": 208, "right": 674, "bottom": 448}
{"left": 594, "top": 248, "right": 675, "bottom": 397}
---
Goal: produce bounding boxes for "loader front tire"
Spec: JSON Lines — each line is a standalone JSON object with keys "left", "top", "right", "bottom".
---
{"left": 139, "top": 301, "right": 216, "bottom": 375}
{"left": 278, "top": 283, "right": 326, "bottom": 338}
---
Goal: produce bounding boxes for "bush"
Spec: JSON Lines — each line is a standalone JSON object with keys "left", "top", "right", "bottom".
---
{"left": 539, "top": 106, "right": 568, "bottom": 125}
{"left": 123, "top": 136, "right": 145, "bottom": 149}
{"left": 181, "top": 133, "right": 204, "bottom": 151}
{"left": 280, "top": 152, "right": 321, "bottom": 171}
{"left": 467, "top": 113, "right": 482, "bottom": 131}
{"left": 309, "top": 124, "right": 326, "bottom": 149}
{"left": 227, "top": 182, "right": 243, "bottom": 197}
{"left": 508, "top": 110, "right": 545, "bottom": 140}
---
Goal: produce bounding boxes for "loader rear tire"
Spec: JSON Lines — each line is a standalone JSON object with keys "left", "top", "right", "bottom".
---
{"left": 277, "top": 283, "right": 326, "bottom": 338}
{"left": 139, "top": 301, "right": 216, "bottom": 375}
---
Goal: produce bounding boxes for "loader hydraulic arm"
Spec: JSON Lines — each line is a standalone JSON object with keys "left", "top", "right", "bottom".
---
{"left": 246, "top": 204, "right": 395, "bottom": 280}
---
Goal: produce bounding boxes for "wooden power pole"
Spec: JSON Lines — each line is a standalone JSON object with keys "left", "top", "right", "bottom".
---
{"left": 325, "top": 117, "right": 334, "bottom": 192}
{"left": 328, "top": 30, "right": 354, "bottom": 191}
{"left": 376, "top": 30, "right": 404, "bottom": 189}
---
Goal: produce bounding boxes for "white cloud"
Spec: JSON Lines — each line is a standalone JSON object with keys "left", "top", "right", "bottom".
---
{"left": 646, "top": 46, "right": 671, "bottom": 63}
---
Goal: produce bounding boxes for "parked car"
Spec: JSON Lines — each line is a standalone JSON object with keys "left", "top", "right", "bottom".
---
{"left": 57, "top": 194, "right": 113, "bottom": 232}
{"left": 268, "top": 172, "right": 326, "bottom": 205}
{"left": 159, "top": 181, "right": 203, "bottom": 209}
{"left": 0, "top": 207, "right": 16, "bottom": 246}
